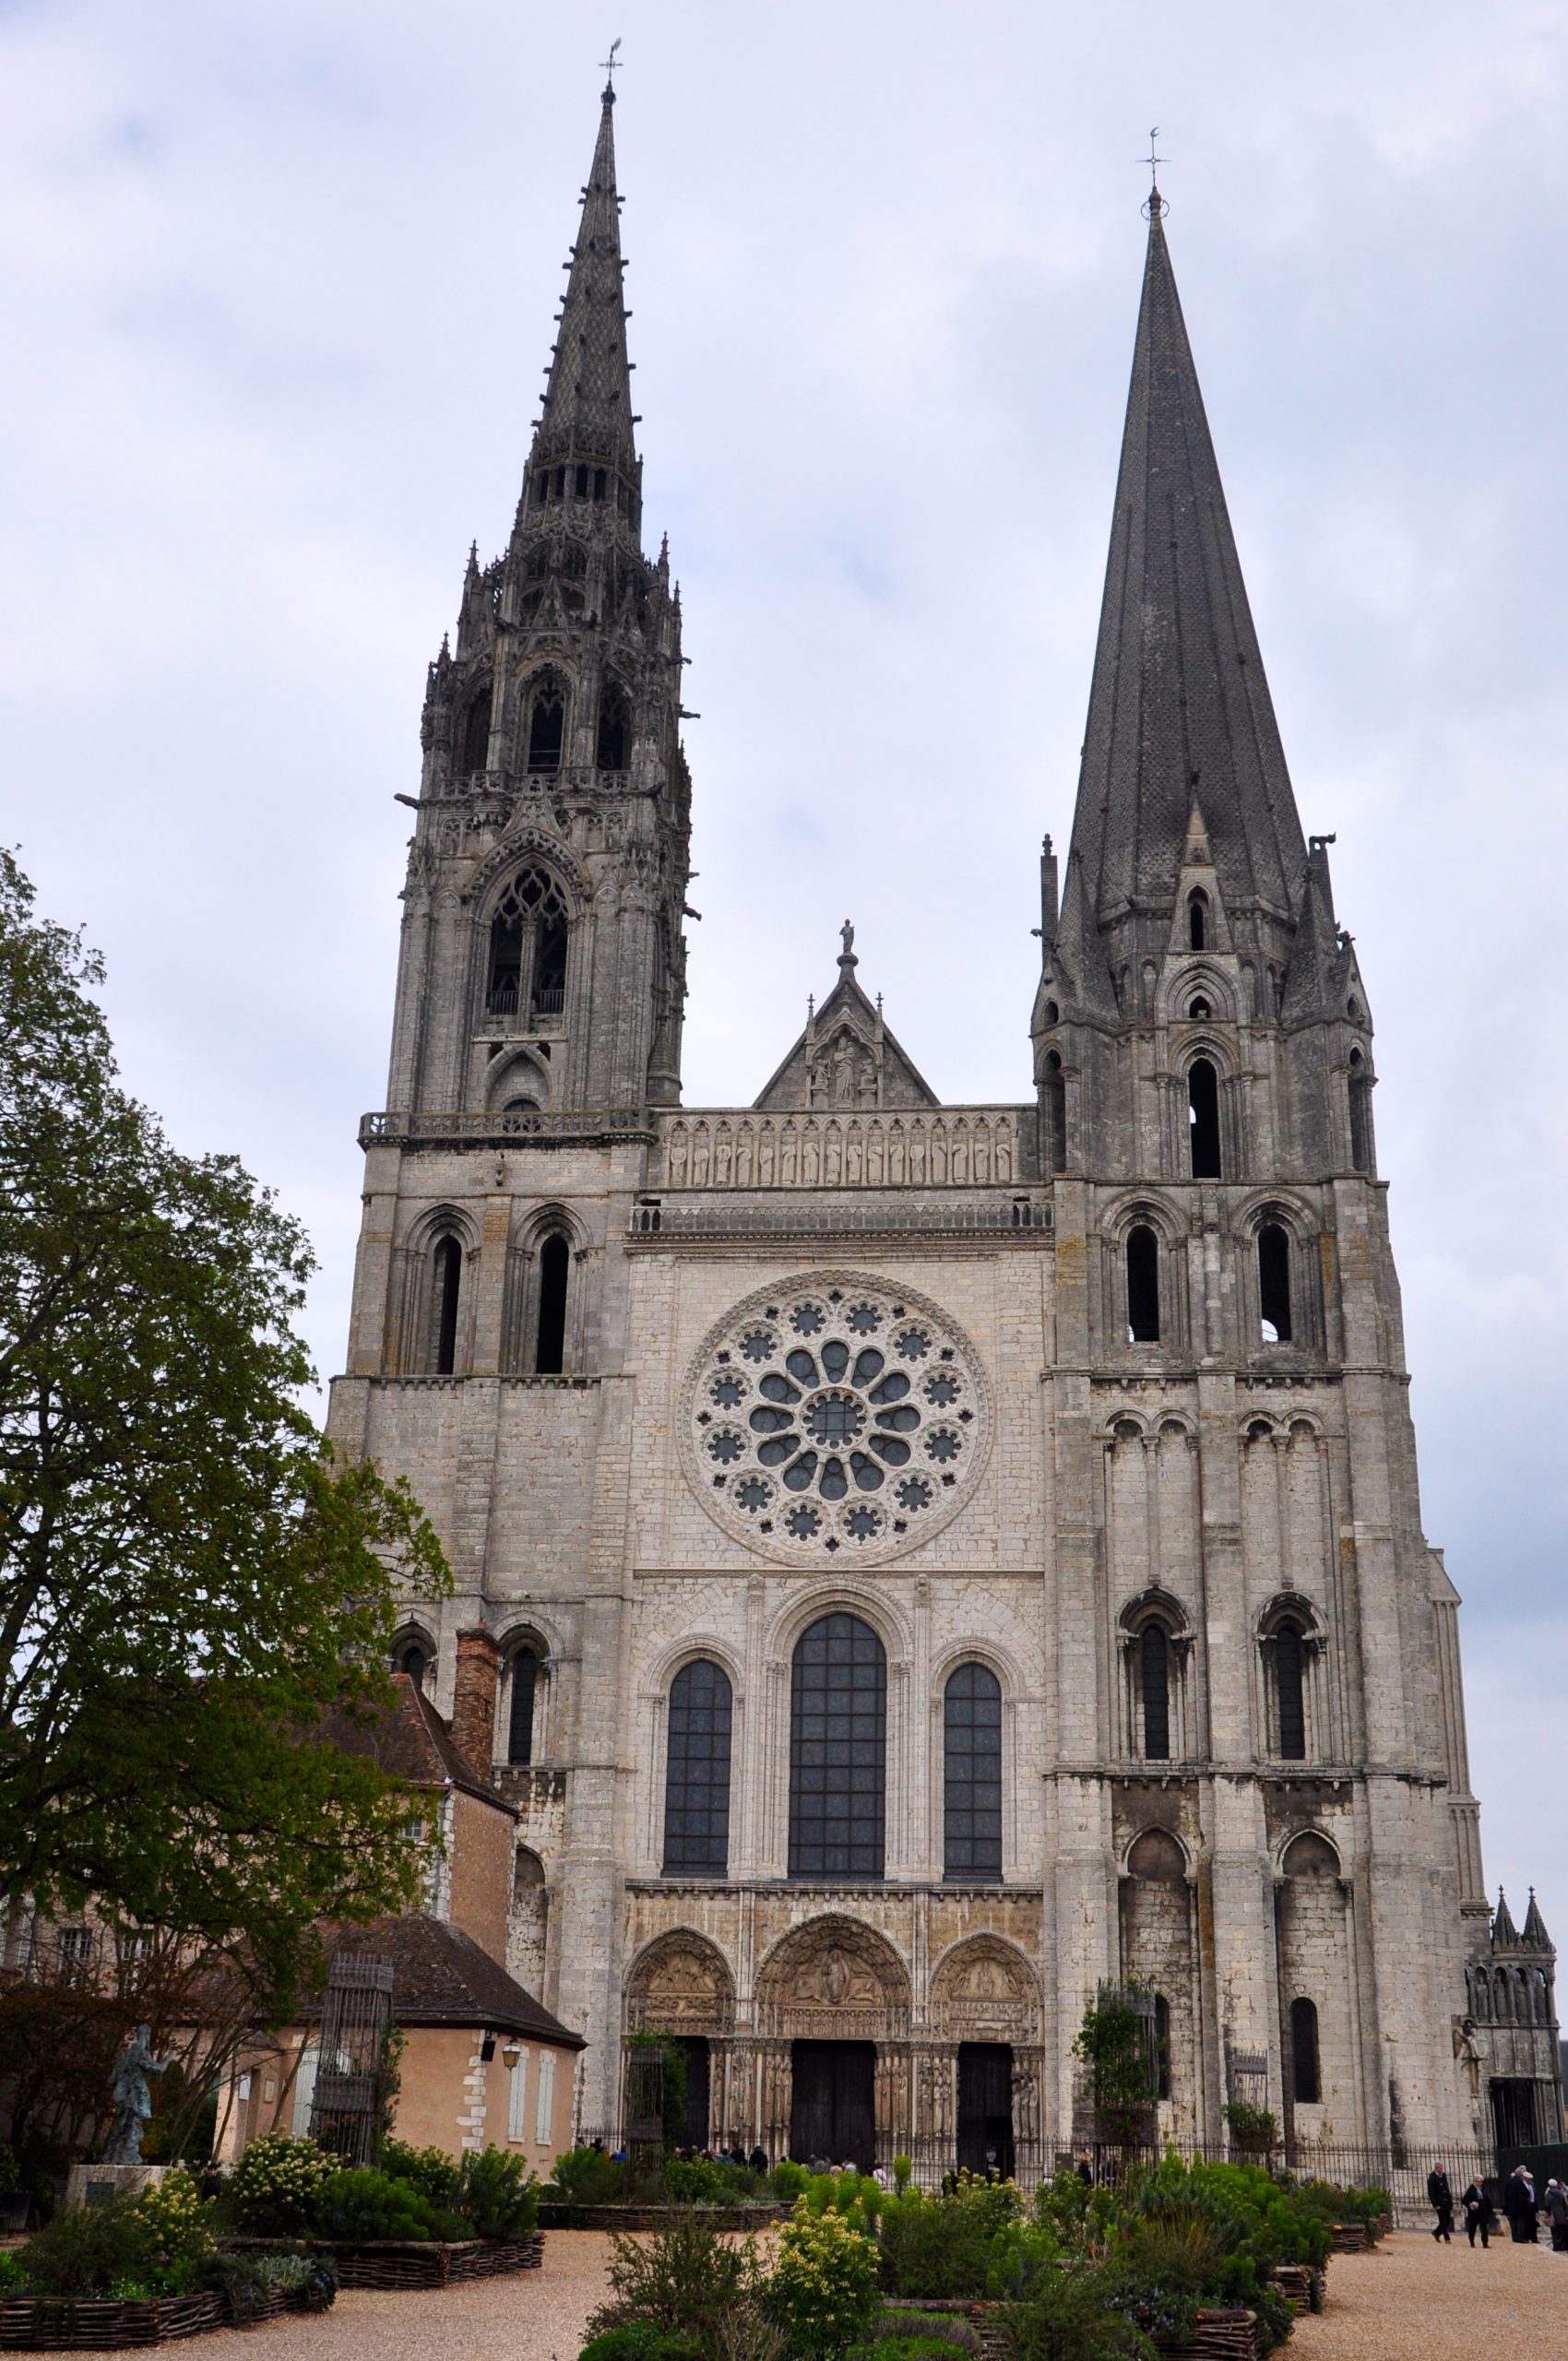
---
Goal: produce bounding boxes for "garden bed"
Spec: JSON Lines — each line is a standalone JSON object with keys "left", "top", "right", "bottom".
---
{"left": 883, "top": 2296, "right": 1261, "bottom": 2361}
{"left": 1, "top": 2290, "right": 232, "bottom": 2350}
{"left": 221, "top": 2234, "right": 542, "bottom": 2290}
{"left": 540, "top": 2201, "right": 788, "bottom": 2232}
{"left": 1271, "top": 2262, "right": 1325, "bottom": 2312}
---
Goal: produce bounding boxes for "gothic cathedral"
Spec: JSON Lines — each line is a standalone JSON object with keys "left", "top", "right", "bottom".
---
{"left": 328, "top": 84, "right": 1560, "bottom": 2174}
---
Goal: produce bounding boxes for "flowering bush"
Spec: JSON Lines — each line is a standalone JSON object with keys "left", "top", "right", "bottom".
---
{"left": 763, "top": 2207, "right": 880, "bottom": 2359}
{"left": 16, "top": 2175, "right": 217, "bottom": 2299}
{"left": 227, "top": 2132, "right": 342, "bottom": 2235}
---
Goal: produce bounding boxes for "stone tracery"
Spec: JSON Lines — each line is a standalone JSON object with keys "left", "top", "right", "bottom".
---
{"left": 684, "top": 1274, "right": 990, "bottom": 1565}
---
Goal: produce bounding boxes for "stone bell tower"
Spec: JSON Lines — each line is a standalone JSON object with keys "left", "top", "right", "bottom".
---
{"left": 1029, "top": 189, "right": 1496, "bottom": 2152}
{"left": 385, "top": 77, "right": 692, "bottom": 1123}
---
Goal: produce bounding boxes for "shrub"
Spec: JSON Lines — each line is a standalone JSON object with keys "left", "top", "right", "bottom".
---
{"left": 382, "top": 2140, "right": 461, "bottom": 2210}
{"left": 869, "top": 2313, "right": 980, "bottom": 2351}
{"left": 763, "top": 2207, "right": 880, "bottom": 2359}
{"left": 0, "top": 2252, "right": 27, "bottom": 2294}
{"left": 228, "top": 2132, "right": 341, "bottom": 2235}
{"left": 878, "top": 2176, "right": 1035, "bottom": 2302}
{"left": 18, "top": 2174, "right": 215, "bottom": 2299}
{"left": 207, "top": 2247, "right": 339, "bottom": 2321}
{"left": 1221, "top": 2104, "right": 1278, "bottom": 2157}
{"left": 891, "top": 2157, "right": 912, "bottom": 2195}
{"left": 663, "top": 2158, "right": 733, "bottom": 2206}
{"left": 587, "top": 2215, "right": 761, "bottom": 2357}
{"left": 457, "top": 2145, "right": 538, "bottom": 2239}
{"left": 859, "top": 2343, "right": 979, "bottom": 2361}
{"left": 551, "top": 2145, "right": 627, "bottom": 2206}
{"left": 311, "top": 2166, "right": 447, "bottom": 2242}
{"left": 579, "top": 2330, "right": 705, "bottom": 2361}
{"left": 996, "top": 2262, "right": 1155, "bottom": 2361}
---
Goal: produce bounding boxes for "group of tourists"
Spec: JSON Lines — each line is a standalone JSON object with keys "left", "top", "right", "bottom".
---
{"left": 1427, "top": 2162, "right": 1568, "bottom": 2250}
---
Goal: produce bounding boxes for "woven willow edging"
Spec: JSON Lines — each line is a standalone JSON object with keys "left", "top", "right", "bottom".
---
{"left": 220, "top": 2234, "right": 543, "bottom": 2290}
{"left": 884, "top": 2300, "right": 1262, "bottom": 2361}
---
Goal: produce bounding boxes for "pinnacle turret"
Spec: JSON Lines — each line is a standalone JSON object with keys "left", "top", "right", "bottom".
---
{"left": 1493, "top": 1888, "right": 1520, "bottom": 1948}
{"left": 1065, "top": 203, "right": 1307, "bottom": 931}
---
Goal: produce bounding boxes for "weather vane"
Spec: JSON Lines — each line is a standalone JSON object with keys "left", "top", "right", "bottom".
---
{"left": 1142, "top": 126, "right": 1168, "bottom": 218}
{"left": 600, "top": 37, "right": 622, "bottom": 86}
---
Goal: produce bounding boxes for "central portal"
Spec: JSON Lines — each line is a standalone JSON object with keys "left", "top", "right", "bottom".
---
{"left": 790, "top": 2040, "right": 875, "bottom": 2170}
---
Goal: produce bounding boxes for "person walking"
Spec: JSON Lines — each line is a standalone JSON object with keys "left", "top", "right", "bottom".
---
{"left": 1544, "top": 2177, "right": 1568, "bottom": 2252}
{"left": 1461, "top": 2175, "right": 1496, "bottom": 2248}
{"left": 1428, "top": 2163, "right": 1455, "bottom": 2242}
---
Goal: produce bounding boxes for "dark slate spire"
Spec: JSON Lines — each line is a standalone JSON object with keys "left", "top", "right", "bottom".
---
{"left": 1066, "top": 202, "right": 1308, "bottom": 928}
{"left": 1523, "top": 1889, "right": 1552, "bottom": 1951}
{"left": 527, "top": 81, "right": 638, "bottom": 495}
{"left": 1493, "top": 1888, "right": 1519, "bottom": 1948}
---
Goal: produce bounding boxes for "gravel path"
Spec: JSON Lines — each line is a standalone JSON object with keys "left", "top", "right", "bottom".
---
{"left": 1294, "top": 2227, "right": 1568, "bottom": 2359}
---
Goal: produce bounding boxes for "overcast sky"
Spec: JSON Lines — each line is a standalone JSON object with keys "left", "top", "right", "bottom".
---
{"left": 3, "top": 0, "right": 1565, "bottom": 1942}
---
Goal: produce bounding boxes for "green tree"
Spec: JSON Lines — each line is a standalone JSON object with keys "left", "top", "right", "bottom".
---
{"left": 1073, "top": 1985, "right": 1158, "bottom": 2149}
{"left": 0, "top": 848, "right": 449, "bottom": 2018}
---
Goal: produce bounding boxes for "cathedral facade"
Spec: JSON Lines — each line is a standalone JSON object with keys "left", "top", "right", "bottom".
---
{"left": 327, "top": 86, "right": 1560, "bottom": 2176}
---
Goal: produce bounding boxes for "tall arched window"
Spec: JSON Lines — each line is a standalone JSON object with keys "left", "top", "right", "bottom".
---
{"left": 1188, "top": 892, "right": 1208, "bottom": 951}
{"left": 1126, "top": 1224, "right": 1160, "bottom": 1342}
{"left": 487, "top": 868, "right": 569, "bottom": 1020}
{"left": 507, "top": 1648, "right": 539, "bottom": 1764}
{"left": 526, "top": 678, "right": 565, "bottom": 772}
{"left": 1042, "top": 1050, "right": 1066, "bottom": 1175}
{"left": 944, "top": 1662, "right": 1003, "bottom": 1881}
{"left": 1257, "top": 1222, "right": 1292, "bottom": 1343}
{"left": 662, "top": 1658, "right": 732, "bottom": 1876}
{"left": 1348, "top": 1051, "right": 1373, "bottom": 1173}
{"left": 1140, "top": 1625, "right": 1170, "bottom": 1762}
{"left": 1187, "top": 1060, "right": 1221, "bottom": 1179}
{"left": 789, "top": 1613, "right": 885, "bottom": 1880}
{"left": 461, "top": 685, "right": 492, "bottom": 773}
{"left": 596, "top": 680, "right": 632, "bottom": 770}
{"left": 1289, "top": 1996, "right": 1320, "bottom": 2104}
{"left": 1153, "top": 1993, "right": 1172, "bottom": 2099}
{"left": 534, "top": 1234, "right": 569, "bottom": 1374}
{"left": 432, "top": 1236, "right": 461, "bottom": 1375}
{"left": 1275, "top": 1621, "right": 1307, "bottom": 1760}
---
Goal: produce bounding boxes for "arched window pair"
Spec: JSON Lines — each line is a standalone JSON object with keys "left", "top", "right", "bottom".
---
{"left": 487, "top": 868, "right": 568, "bottom": 1021}
{"left": 659, "top": 1618, "right": 1004, "bottom": 1881}
{"left": 525, "top": 674, "right": 566, "bottom": 773}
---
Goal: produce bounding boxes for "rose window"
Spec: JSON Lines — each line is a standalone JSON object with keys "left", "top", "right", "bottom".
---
{"left": 684, "top": 1273, "right": 990, "bottom": 1564}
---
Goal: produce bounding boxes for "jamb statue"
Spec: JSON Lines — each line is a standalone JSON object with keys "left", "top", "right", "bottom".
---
{"left": 102, "top": 2024, "right": 172, "bottom": 2165}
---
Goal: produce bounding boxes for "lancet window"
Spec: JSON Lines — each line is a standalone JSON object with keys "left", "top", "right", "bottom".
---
{"left": 789, "top": 1613, "right": 885, "bottom": 1880}
{"left": 943, "top": 1662, "right": 1003, "bottom": 1880}
{"left": 662, "top": 1658, "right": 733, "bottom": 1877}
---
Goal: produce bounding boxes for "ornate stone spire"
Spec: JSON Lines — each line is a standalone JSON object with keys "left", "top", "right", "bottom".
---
{"left": 524, "top": 80, "right": 639, "bottom": 506}
{"left": 1065, "top": 202, "right": 1308, "bottom": 931}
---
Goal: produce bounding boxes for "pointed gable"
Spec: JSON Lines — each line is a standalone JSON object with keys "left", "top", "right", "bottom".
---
{"left": 1067, "top": 202, "right": 1308, "bottom": 925}
{"left": 754, "top": 929, "right": 937, "bottom": 1111}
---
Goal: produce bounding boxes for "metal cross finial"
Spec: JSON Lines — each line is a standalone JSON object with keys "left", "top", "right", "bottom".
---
{"left": 600, "top": 37, "right": 623, "bottom": 86}
{"left": 1142, "top": 127, "right": 1169, "bottom": 219}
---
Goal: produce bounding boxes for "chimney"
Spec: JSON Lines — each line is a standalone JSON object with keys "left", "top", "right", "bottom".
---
{"left": 449, "top": 1628, "right": 500, "bottom": 1774}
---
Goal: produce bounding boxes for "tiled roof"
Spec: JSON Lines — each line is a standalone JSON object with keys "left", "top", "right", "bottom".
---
{"left": 317, "top": 1676, "right": 515, "bottom": 1816}
{"left": 327, "top": 1915, "right": 585, "bottom": 2047}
